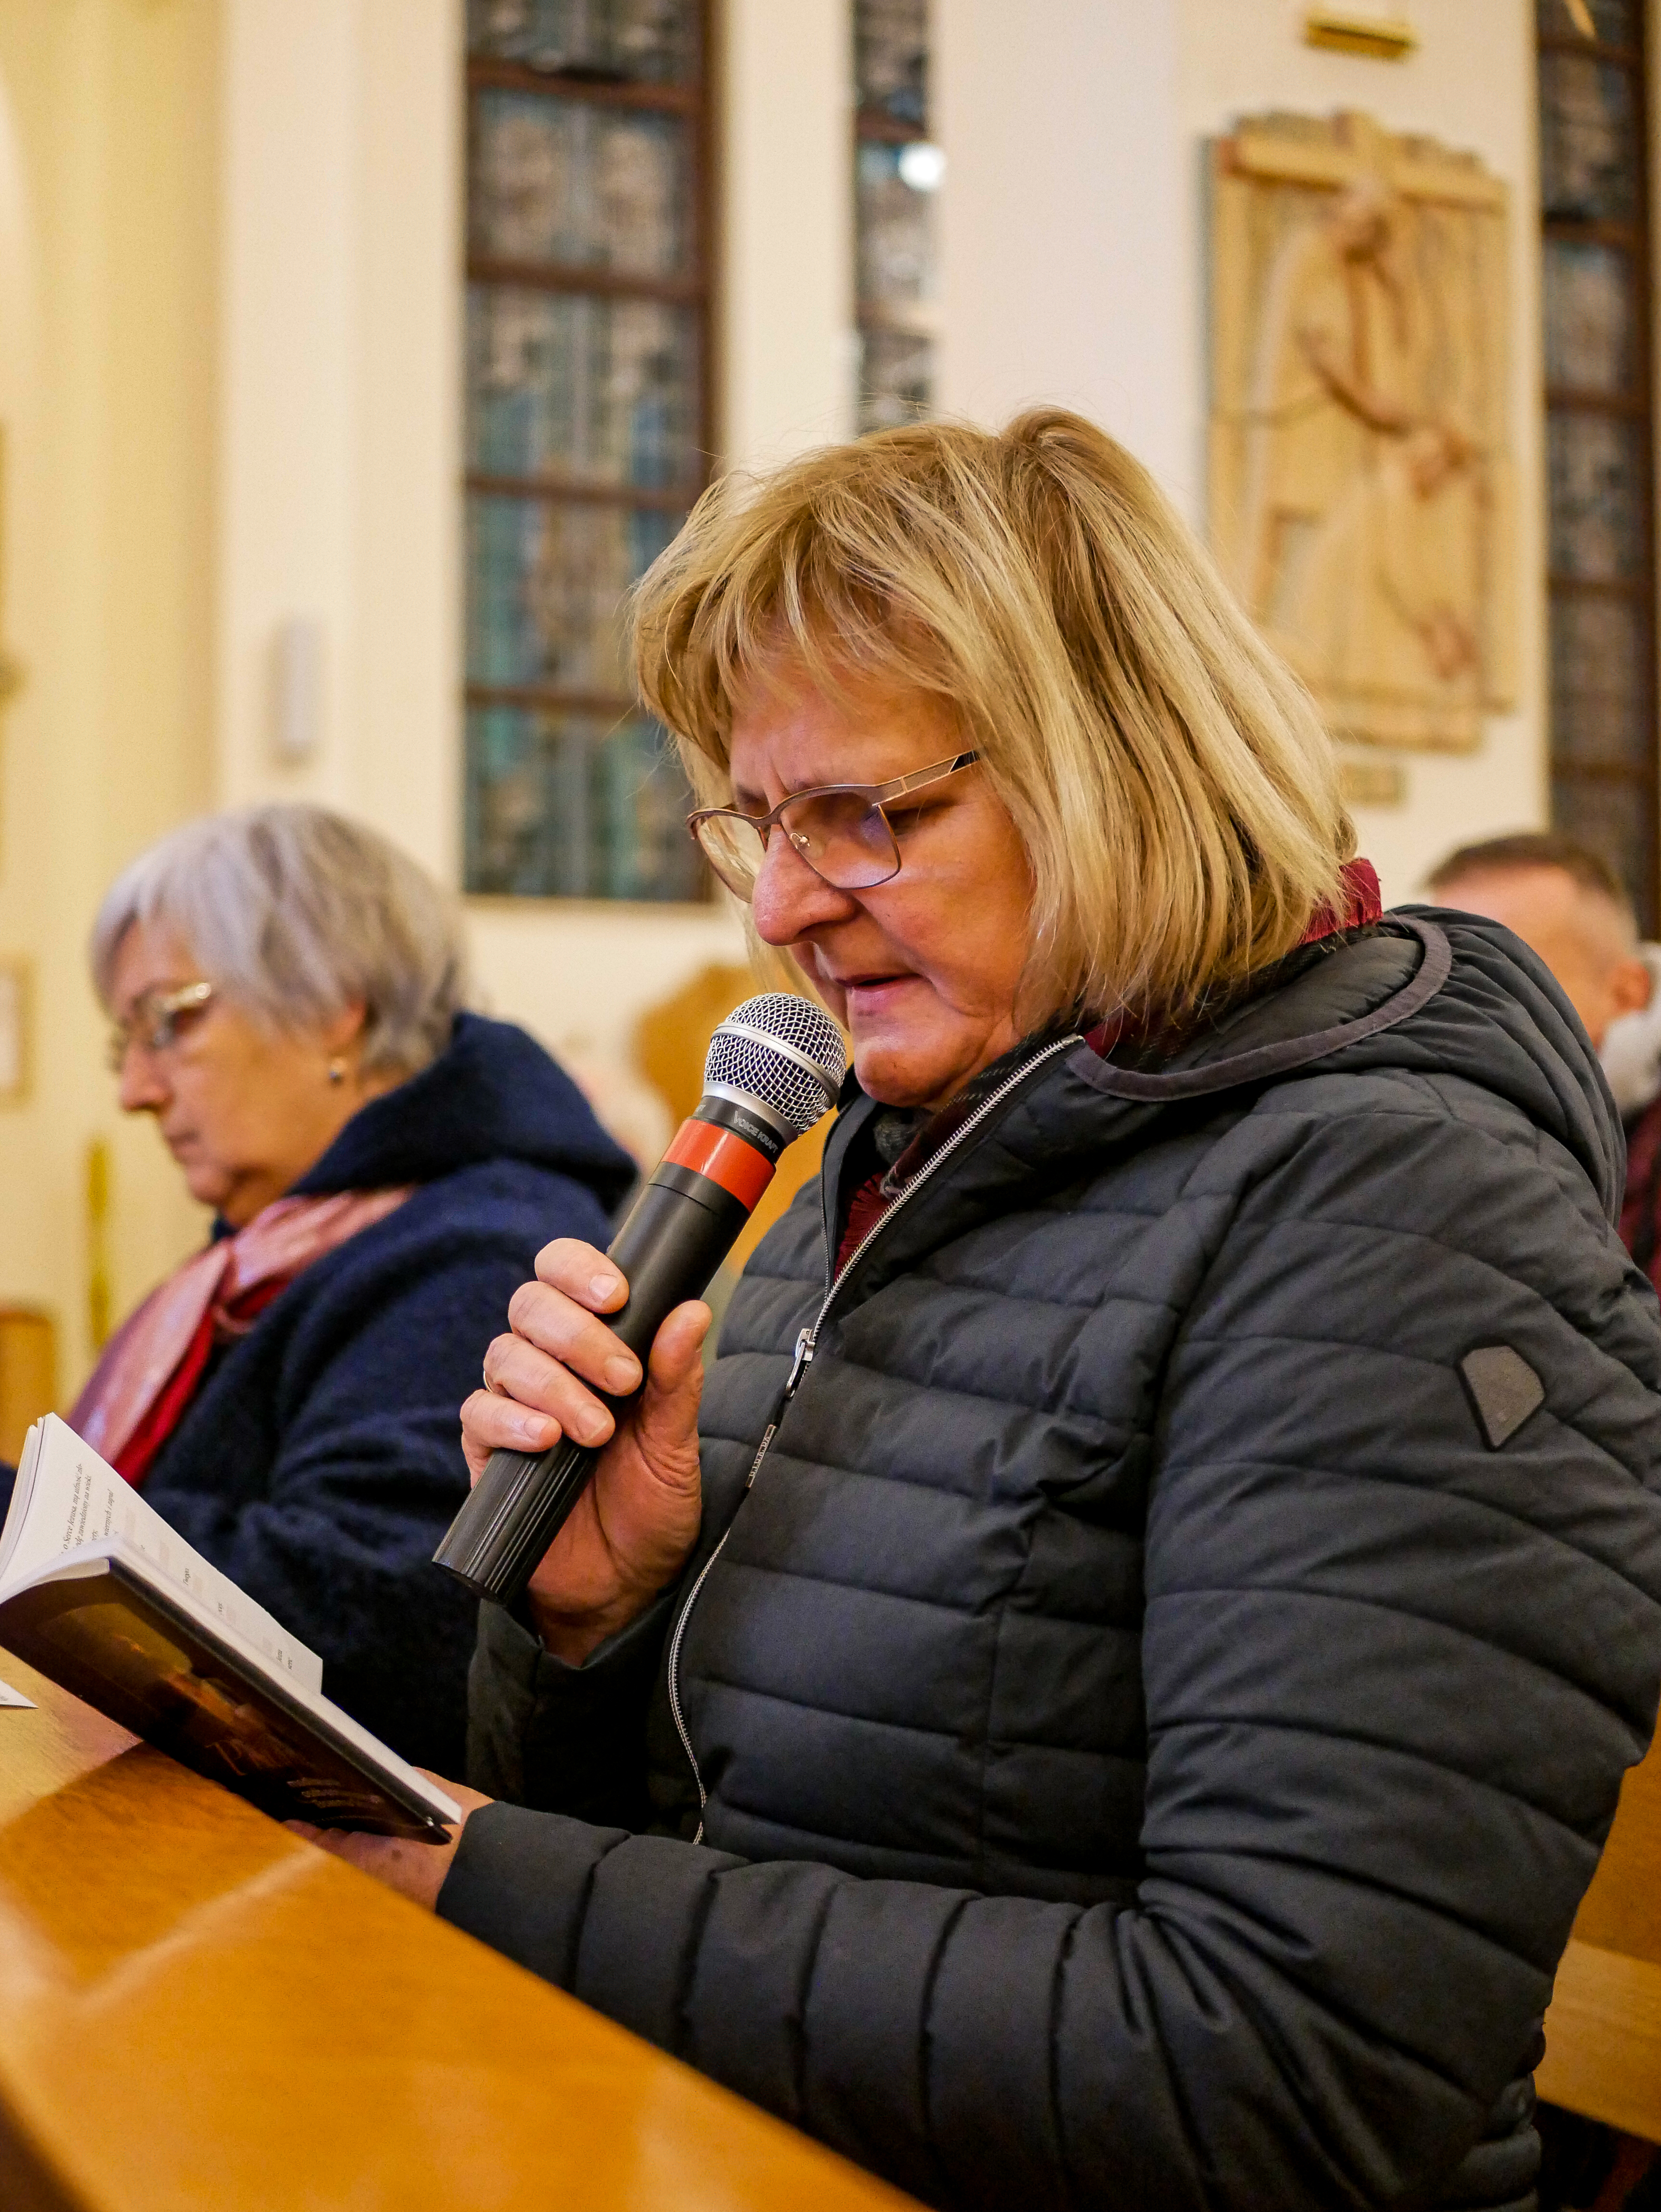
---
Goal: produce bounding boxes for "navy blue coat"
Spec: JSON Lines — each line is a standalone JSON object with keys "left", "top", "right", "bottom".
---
{"left": 6, "top": 1014, "right": 633, "bottom": 1775}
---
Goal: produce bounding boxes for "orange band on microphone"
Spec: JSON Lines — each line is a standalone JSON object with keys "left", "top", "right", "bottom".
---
{"left": 663, "top": 1117, "right": 777, "bottom": 1211}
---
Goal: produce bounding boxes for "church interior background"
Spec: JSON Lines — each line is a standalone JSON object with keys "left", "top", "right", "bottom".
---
{"left": 0, "top": 0, "right": 1648, "bottom": 1420}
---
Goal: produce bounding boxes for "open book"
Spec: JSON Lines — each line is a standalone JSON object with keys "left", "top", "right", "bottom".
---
{"left": 0, "top": 1414, "right": 459, "bottom": 1840}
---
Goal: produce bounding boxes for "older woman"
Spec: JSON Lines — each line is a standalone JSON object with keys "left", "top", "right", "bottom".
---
{"left": 321, "top": 415, "right": 1661, "bottom": 2212}
{"left": 34, "top": 804, "right": 633, "bottom": 1774}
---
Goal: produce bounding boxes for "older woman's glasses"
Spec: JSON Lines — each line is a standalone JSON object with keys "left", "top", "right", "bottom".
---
{"left": 687, "top": 751, "right": 981, "bottom": 901}
{"left": 106, "top": 981, "right": 214, "bottom": 1071}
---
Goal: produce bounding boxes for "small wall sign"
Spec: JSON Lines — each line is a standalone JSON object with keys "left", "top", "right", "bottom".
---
{"left": 0, "top": 957, "right": 29, "bottom": 1102}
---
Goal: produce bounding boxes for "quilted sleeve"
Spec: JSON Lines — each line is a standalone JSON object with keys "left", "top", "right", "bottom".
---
{"left": 465, "top": 1591, "right": 673, "bottom": 1829}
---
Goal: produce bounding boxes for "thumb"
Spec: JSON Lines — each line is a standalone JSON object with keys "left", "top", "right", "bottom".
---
{"left": 631, "top": 1300, "right": 710, "bottom": 1478}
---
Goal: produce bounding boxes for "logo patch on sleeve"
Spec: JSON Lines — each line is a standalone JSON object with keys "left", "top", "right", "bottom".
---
{"left": 1459, "top": 1346, "right": 1545, "bottom": 1450}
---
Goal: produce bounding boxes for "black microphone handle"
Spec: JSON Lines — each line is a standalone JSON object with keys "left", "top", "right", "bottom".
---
{"left": 432, "top": 1170, "right": 748, "bottom": 1605}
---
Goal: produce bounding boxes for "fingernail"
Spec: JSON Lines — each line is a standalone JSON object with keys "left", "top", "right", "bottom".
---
{"left": 591, "top": 1273, "right": 620, "bottom": 1302}
{"left": 578, "top": 1406, "right": 610, "bottom": 1445}
{"left": 514, "top": 1417, "right": 549, "bottom": 1447}
{"left": 605, "top": 1355, "right": 641, "bottom": 1394}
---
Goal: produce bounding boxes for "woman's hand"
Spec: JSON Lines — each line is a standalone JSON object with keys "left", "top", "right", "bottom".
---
{"left": 287, "top": 1775, "right": 493, "bottom": 1909}
{"left": 461, "top": 1238, "right": 710, "bottom": 1664}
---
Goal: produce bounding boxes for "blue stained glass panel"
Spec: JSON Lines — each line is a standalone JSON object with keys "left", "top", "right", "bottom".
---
{"left": 1553, "top": 775, "right": 1650, "bottom": 922}
{"left": 466, "top": 493, "right": 682, "bottom": 691}
{"left": 855, "top": 0, "right": 927, "bottom": 126}
{"left": 467, "top": 287, "right": 699, "bottom": 487}
{"left": 856, "top": 142, "right": 935, "bottom": 312}
{"left": 465, "top": 708, "right": 704, "bottom": 900}
{"left": 471, "top": 92, "right": 687, "bottom": 277}
{"left": 1547, "top": 412, "right": 1647, "bottom": 580}
{"left": 857, "top": 328, "right": 934, "bottom": 435}
{"left": 465, "top": 0, "right": 698, "bottom": 82}
{"left": 1550, "top": 595, "right": 1648, "bottom": 764}
{"left": 1539, "top": 52, "right": 1639, "bottom": 222}
{"left": 1543, "top": 238, "right": 1635, "bottom": 394}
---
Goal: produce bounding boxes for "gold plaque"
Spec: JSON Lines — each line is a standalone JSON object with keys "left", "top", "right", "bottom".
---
{"left": 1304, "top": 11, "right": 1417, "bottom": 60}
{"left": 1337, "top": 756, "right": 1407, "bottom": 808}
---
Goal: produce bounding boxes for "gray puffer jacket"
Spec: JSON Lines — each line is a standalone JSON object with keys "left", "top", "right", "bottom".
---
{"left": 438, "top": 911, "right": 1661, "bottom": 2212}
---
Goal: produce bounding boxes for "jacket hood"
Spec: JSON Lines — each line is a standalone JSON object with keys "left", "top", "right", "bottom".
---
{"left": 1073, "top": 907, "right": 1626, "bottom": 1222}
{"left": 817, "top": 906, "right": 1628, "bottom": 1317}
{"left": 292, "top": 1010, "right": 637, "bottom": 1211}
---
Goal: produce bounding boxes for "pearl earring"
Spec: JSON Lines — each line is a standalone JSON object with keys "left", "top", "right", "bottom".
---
{"left": 327, "top": 1058, "right": 346, "bottom": 1086}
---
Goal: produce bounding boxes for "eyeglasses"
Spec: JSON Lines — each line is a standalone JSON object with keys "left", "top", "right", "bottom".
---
{"left": 687, "top": 751, "right": 982, "bottom": 901}
{"left": 106, "top": 981, "right": 214, "bottom": 1071}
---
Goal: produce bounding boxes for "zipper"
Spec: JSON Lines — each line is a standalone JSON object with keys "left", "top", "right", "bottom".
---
{"left": 665, "top": 1031, "right": 1082, "bottom": 1843}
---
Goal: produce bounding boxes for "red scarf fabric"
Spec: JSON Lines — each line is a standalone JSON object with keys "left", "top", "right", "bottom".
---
{"left": 70, "top": 1188, "right": 414, "bottom": 1485}
{"left": 834, "top": 860, "right": 1384, "bottom": 1276}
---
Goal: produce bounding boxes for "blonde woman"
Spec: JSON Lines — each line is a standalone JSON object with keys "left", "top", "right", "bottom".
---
{"left": 320, "top": 414, "right": 1661, "bottom": 2212}
{"left": 27, "top": 804, "right": 634, "bottom": 1774}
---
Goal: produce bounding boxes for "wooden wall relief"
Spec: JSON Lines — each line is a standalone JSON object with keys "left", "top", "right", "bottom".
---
{"left": 1210, "top": 111, "right": 1515, "bottom": 751}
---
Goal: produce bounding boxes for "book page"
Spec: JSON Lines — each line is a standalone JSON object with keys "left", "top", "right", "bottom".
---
{"left": 0, "top": 1419, "right": 44, "bottom": 1587}
{"left": 0, "top": 1416, "right": 322, "bottom": 1696}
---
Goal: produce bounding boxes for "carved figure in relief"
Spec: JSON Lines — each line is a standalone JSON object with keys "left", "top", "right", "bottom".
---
{"left": 1212, "top": 112, "right": 1515, "bottom": 750}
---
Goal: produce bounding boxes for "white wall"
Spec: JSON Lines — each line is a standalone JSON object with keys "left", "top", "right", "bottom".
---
{"left": 936, "top": 0, "right": 1547, "bottom": 908}
{"left": 0, "top": 0, "right": 220, "bottom": 1393}
{"left": 723, "top": 0, "right": 855, "bottom": 468}
{"left": 936, "top": 0, "right": 1196, "bottom": 507}
{"left": 217, "top": 0, "right": 469, "bottom": 884}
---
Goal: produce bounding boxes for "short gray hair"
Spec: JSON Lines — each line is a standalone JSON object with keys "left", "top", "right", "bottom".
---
{"left": 91, "top": 804, "right": 469, "bottom": 1077}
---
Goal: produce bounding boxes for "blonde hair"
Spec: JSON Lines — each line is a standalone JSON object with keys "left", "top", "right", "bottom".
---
{"left": 92, "top": 804, "right": 468, "bottom": 1078}
{"left": 634, "top": 408, "right": 1353, "bottom": 1024}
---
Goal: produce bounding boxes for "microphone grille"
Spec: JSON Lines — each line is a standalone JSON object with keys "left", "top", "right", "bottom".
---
{"left": 705, "top": 993, "right": 847, "bottom": 1139}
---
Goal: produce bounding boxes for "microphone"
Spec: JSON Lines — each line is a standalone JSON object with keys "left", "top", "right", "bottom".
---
{"left": 433, "top": 993, "right": 847, "bottom": 1606}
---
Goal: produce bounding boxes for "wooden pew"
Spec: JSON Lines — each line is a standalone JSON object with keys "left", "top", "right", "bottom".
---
{"left": 1536, "top": 1730, "right": 1661, "bottom": 2144}
{"left": 0, "top": 1649, "right": 917, "bottom": 2212}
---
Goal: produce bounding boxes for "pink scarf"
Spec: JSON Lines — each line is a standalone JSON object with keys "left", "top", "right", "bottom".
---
{"left": 71, "top": 1188, "right": 413, "bottom": 1481}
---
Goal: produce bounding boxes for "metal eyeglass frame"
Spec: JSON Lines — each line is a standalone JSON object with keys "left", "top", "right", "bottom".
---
{"left": 106, "top": 980, "right": 214, "bottom": 1071}
{"left": 686, "top": 750, "right": 982, "bottom": 898}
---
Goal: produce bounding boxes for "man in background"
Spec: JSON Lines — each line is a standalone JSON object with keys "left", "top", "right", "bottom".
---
{"left": 1426, "top": 831, "right": 1661, "bottom": 2212}
{"left": 1427, "top": 832, "right": 1661, "bottom": 1289}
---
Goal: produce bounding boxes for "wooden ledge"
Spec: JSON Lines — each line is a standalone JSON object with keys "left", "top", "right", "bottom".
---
{"left": 1537, "top": 1941, "right": 1661, "bottom": 2140}
{"left": 0, "top": 1651, "right": 915, "bottom": 2212}
{"left": 1536, "top": 1730, "right": 1661, "bottom": 2144}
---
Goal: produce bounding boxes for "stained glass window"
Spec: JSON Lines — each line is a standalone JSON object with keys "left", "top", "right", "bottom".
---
{"left": 854, "top": 0, "right": 939, "bottom": 435}
{"left": 463, "top": 0, "right": 711, "bottom": 901}
{"left": 1538, "top": 2, "right": 1656, "bottom": 928}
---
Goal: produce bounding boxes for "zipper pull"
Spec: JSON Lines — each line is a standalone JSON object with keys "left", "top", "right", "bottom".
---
{"left": 744, "top": 1328, "right": 816, "bottom": 1490}
{"left": 784, "top": 1325, "right": 816, "bottom": 1399}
